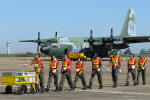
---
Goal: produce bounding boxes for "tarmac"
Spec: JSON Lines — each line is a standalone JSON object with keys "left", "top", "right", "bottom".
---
{"left": 0, "top": 57, "right": 150, "bottom": 100}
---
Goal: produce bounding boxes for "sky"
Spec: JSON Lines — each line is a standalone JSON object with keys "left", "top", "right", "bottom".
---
{"left": 0, "top": 0, "right": 150, "bottom": 54}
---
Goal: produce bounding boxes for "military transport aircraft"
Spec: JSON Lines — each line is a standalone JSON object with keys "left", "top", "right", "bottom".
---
{"left": 20, "top": 8, "right": 150, "bottom": 58}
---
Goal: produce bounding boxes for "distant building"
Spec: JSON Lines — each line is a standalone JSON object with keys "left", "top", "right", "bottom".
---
{"left": 6, "top": 41, "right": 11, "bottom": 54}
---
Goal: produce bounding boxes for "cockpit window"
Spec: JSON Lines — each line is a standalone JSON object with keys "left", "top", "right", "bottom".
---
{"left": 52, "top": 45, "right": 60, "bottom": 48}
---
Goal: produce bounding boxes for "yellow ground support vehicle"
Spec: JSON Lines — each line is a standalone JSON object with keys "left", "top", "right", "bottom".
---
{"left": 1, "top": 65, "right": 39, "bottom": 95}
{"left": 69, "top": 53, "right": 86, "bottom": 61}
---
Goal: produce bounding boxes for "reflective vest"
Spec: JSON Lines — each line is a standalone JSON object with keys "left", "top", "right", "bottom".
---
{"left": 76, "top": 61, "right": 83, "bottom": 75}
{"left": 62, "top": 59, "right": 70, "bottom": 72}
{"left": 139, "top": 58, "right": 146, "bottom": 68}
{"left": 92, "top": 57, "right": 100, "bottom": 69}
{"left": 49, "top": 60, "right": 58, "bottom": 72}
{"left": 112, "top": 56, "right": 119, "bottom": 67}
{"left": 62, "top": 59, "right": 69, "bottom": 68}
{"left": 33, "top": 58, "right": 41, "bottom": 72}
{"left": 128, "top": 58, "right": 136, "bottom": 69}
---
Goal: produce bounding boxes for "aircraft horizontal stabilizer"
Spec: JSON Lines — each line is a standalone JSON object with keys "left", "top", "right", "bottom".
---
{"left": 123, "top": 36, "right": 150, "bottom": 43}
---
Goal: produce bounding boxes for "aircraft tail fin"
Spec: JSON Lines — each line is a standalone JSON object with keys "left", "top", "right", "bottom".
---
{"left": 120, "top": 8, "right": 136, "bottom": 37}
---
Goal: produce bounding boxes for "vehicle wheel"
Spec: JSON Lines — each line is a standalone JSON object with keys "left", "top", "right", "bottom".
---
{"left": 21, "top": 85, "right": 27, "bottom": 93}
{"left": 30, "top": 87, "right": 36, "bottom": 94}
{"left": 5, "top": 85, "right": 12, "bottom": 94}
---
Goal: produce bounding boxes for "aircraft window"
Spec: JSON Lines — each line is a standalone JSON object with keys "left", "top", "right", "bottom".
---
{"left": 53, "top": 45, "right": 57, "bottom": 48}
{"left": 52, "top": 45, "right": 60, "bottom": 48}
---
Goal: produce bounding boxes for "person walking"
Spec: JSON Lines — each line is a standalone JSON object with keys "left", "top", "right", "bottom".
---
{"left": 88, "top": 53, "right": 103, "bottom": 89}
{"left": 137, "top": 54, "right": 147, "bottom": 85}
{"left": 109, "top": 52, "right": 121, "bottom": 88}
{"left": 59, "top": 54, "right": 74, "bottom": 91}
{"left": 46, "top": 55, "right": 59, "bottom": 92}
{"left": 125, "top": 54, "right": 137, "bottom": 86}
{"left": 73, "top": 57, "right": 87, "bottom": 90}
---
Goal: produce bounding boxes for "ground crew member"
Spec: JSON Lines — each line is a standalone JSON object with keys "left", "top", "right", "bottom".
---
{"left": 46, "top": 55, "right": 59, "bottom": 92}
{"left": 137, "top": 54, "right": 147, "bottom": 85}
{"left": 73, "top": 57, "right": 87, "bottom": 90}
{"left": 59, "top": 54, "right": 74, "bottom": 91}
{"left": 30, "top": 53, "right": 45, "bottom": 92}
{"left": 88, "top": 53, "right": 103, "bottom": 89}
{"left": 109, "top": 52, "right": 121, "bottom": 88}
{"left": 125, "top": 54, "right": 137, "bottom": 86}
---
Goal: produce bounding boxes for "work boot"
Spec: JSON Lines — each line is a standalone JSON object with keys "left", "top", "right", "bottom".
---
{"left": 113, "top": 84, "right": 117, "bottom": 88}
{"left": 83, "top": 87, "right": 87, "bottom": 90}
{"left": 36, "top": 87, "right": 40, "bottom": 93}
{"left": 125, "top": 81, "right": 129, "bottom": 86}
{"left": 74, "top": 86, "right": 76, "bottom": 89}
{"left": 45, "top": 86, "right": 50, "bottom": 92}
{"left": 143, "top": 81, "right": 146, "bottom": 85}
{"left": 99, "top": 85, "right": 103, "bottom": 89}
{"left": 134, "top": 82, "right": 136, "bottom": 86}
{"left": 58, "top": 88, "right": 63, "bottom": 91}
{"left": 45, "top": 88, "right": 49, "bottom": 92}
{"left": 70, "top": 87, "right": 75, "bottom": 91}
{"left": 54, "top": 87, "right": 59, "bottom": 92}
{"left": 40, "top": 89, "right": 45, "bottom": 93}
{"left": 87, "top": 85, "right": 92, "bottom": 89}
{"left": 83, "top": 85, "right": 87, "bottom": 90}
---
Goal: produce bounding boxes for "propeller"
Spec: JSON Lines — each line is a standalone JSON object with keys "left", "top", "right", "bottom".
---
{"left": 84, "top": 30, "right": 99, "bottom": 51}
{"left": 108, "top": 28, "right": 120, "bottom": 55}
{"left": 109, "top": 28, "right": 113, "bottom": 53}
{"left": 36, "top": 32, "right": 41, "bottom": 52}
{"left": 19, "top": 32, "right": 42, "bottom": 52}
{"left": 84, "top": 30, "right": 94, "bottom": 51}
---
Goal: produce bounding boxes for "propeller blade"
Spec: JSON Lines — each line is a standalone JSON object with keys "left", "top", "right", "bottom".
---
{"left": 90, "top": 30, "right": 93, "bottom": 39}
{"left": 110, "top": 28, "right": 113, "bottom": 40}
{"left": 55, "top": 32, "right": 58, "bottom": 38}
{"left": 37, "top": 32, "right": 41, "bottom": 52}
{"left": 19, "top": 40, "right": 37, "bottom": 42}
{"left": 38, "top": 32, "right": 40, "bottom": 41}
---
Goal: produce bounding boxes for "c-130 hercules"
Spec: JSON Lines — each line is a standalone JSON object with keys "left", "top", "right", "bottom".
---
{"left": 20, "top": 8, "right": 150, "bottom": 58}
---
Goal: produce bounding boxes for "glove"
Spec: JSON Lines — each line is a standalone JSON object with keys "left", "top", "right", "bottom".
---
{"left": 119, "top": 69, "right": 122, "bottom": 73}
{"left": 52, "top": 70, "right": 56, "bottom": 73}
{"left": 132, "top": 65, "right": 135, "bottom": 69}
{"left": 97, "top": 68, "right": 101, "bottom": 72}
{"left": 35, "top": 64, "right": 38, "bottom": 67}
{"left": 63, "top": 67, "right": 67, "bottom": 70}
{"left": 107, "top": 67, "right": 110, "bottom": 71}
{"left": 76, "top": 69, "right": 80, "bottom": 72}
{"left": 142, "top": 67, "right": 145, "bottom": 70}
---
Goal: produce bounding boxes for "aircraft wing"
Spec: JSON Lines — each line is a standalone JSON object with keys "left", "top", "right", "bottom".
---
{"left": 123, "top": 36, "right": 150, "bottom": 43}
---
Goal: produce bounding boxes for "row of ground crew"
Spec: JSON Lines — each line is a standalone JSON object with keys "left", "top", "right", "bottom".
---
{"left": 27, "top": 52, "right": 147, "bottom": 93}
{"left": 125, "top": 53, "right": 147, "bottom": 86}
